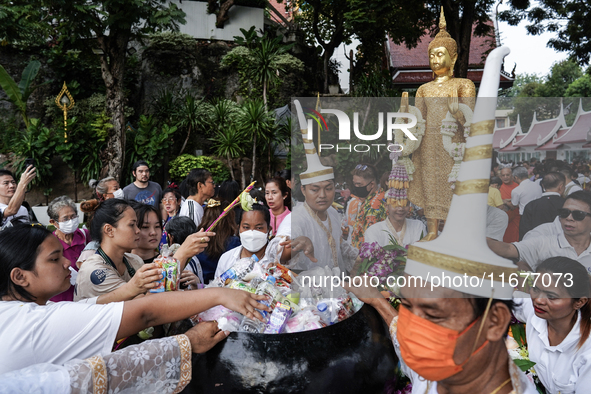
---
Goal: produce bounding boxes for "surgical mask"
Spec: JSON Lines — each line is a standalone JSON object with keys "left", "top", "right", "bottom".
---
{"left": 396, "top": 305, "right": 489, "bottom": 382}
{"left": 113, "top": 188, "right": 124, "bottom": 199}
{"left": 58, "top": 217, "right": 79, "bottom": 235}
{"left": 350, "top": 182, "right": 372, "bottom": 198}
{"left": 240, "top": 230, "right": 268, "bottom": 252}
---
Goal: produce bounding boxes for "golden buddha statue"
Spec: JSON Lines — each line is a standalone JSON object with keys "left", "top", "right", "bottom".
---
{"left": 408, "top": 7, "right": 476, "bottom": 241}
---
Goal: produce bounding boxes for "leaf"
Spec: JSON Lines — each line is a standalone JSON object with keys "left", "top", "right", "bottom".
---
{"left": 513, "top": 359, "right": 536, "bottom": 372}
{"left": 0, "top": 63, "right": 24, "bottom": 111}
{"left": 18, "top": 60, "right": 41, "bottom": 99}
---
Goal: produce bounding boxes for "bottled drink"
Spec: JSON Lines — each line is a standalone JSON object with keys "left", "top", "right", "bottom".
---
{"left": 239, "top": 315, "right": 264, "bottom": 333}
{"left": 220, "top": 254, "right": 259, "bottom": 282}
{"left": 317, "top": 302, "right": 333, "bottom": 326}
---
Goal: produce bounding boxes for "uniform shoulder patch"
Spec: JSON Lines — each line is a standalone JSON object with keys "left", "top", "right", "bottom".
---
{"left": 90, "top": 269, "right": 108, "bottom": 285}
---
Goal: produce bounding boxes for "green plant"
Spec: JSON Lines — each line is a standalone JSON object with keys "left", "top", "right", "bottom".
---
{"left": 148, "top": 31, "right": 195, "bottom": 51}
{"left": 7, "top": 118, "right": 57, "bottom": 186}
{"left": 169, "top": 154, "right": 230, "bottom": 185}
{"left": 210, "top": 125, "right": 247, "bottom": 184}
{"left": 125, "top": 115, "right": 177, "bottom": 184}
{"left": 236, "top": 99, "right": 274, "bottom": 182}
{"left": 176, "top": 92, "right": 204, "bottom": 155}
{"left": 0, "top": 60, "right": 48, "bottom": 128}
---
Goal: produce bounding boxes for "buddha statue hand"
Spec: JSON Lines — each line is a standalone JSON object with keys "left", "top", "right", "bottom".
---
{"left": 447, "top": 88, "right": 466, "bottom": 124}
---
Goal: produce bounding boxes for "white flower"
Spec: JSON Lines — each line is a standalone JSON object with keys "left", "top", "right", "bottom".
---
{"left": 129, "top": 347, "right": 150, "bottom": 367}
{"left": 165, "top": 357, "right": 180, "bottom": 378}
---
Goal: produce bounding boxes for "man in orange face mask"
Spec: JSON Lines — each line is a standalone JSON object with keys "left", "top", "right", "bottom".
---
{"left": 347, "top": 281, "right": 538, "bottom": 394}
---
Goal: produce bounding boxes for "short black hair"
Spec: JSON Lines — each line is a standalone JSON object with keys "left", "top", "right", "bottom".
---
{"left": 0, "top": 169, "right": 15, "bottom": 179}
{"left": 565, "top": 190, "right": 591, "bottom": 213}
{"left": 165, "top": 216, "right": 197, "bottom": 245}
{"left": 132, "top": 203, "right": 162, "bottom": 228}
{"left": 186, "top": 168, "right": 211, "bottom": 196}
{"left": 132, "top": 160, "right": 150, "bottom": 173}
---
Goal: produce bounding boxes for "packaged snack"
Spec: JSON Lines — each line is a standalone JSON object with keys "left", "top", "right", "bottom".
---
{"left": 226, "top": 279, "right": 256, "bottom": 294}
{"left": 285, "top": 309, "right": 324, "bottom": 333}
{"left": 150, "top": 244, "right": 179, "bottom": 293}
{"left": 163, "top": 258, "right": 179, "bottom": 291}
{"left": 264, "top": 302, "right": 292, "bottom": 334}
{"left": 150, "top": 259, "right": 165, "bottom": 293}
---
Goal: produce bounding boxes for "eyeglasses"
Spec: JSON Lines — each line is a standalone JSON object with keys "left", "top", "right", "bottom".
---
{"left": 355, "top": 164, "right": 368, "bottom": 171}
{"left": 557, "top": 208, "right": 591, "bottom": 221}
{"left": 205, "top": 180, "right": 216, "bottom": 186}
{"left": 59, "top": 214, "right": 78, "bottom": 221}
{"left": 162, "top": 198, "right": 177, "bottom": 203}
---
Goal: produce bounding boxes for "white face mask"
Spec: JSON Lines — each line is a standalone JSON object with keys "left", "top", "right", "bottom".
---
{"left": 240, "top": 230, "right": 268, "bottom": 252}
{"left": 113, "top": 188, "right": 124, "bottom": 199}
{"left": 58, "top": 217, "right": 79, "bottom": 234}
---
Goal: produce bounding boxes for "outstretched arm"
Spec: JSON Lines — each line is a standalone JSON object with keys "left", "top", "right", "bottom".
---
{"left": 116, "top": 287, "right": 269, "bottom": 340}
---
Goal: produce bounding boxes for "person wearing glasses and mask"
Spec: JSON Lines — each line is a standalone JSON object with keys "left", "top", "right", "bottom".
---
{"left": 47, "top": 196, "right": 89, "bottom": 302}
{"left": 348, "top": 163, "right": 386, "bottom": 249}
{"left": 488, "top": 191, "right": 591, "bottom": 274}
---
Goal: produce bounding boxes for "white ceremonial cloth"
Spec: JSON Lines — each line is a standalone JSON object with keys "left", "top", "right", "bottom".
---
{"left": 364, "top": 218, "right": 426, "bottom": 248}
{"left": 511, "top": 179, "right": 542, "bottom": 215}
{"left": 514, "top": 292, "right": 591, "bottom": 394}
{"left": 290, "top": 204, "right": 357, "bottom": 273}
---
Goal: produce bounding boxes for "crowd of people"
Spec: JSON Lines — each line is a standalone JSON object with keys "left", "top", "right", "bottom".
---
{"left": 0, "top": 155, "right": 590, "bottom": 393}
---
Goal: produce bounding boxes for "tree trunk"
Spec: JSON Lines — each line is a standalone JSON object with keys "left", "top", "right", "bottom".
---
{"left": 267, "top": 142, "right": 271, "bottom": 179}
{"left": 227, "top": 152, "right": 235, "bottom": 181}
{"left": 240, "top": 159, "right": 246, "bottom": 189}
{"left": 443, "top": 0, "right": 476, "bottom": 79}
{"left": 216, "top": 0, "right": 235, "bottom": 28}
{"left": 251, "top": 134, "right": 257, "bottom": 183}
{"left": 98, "top": 32, "right": 130, "bottom": 181}
{"left": 179, "top": 125, "right": 191, "bottom": 156}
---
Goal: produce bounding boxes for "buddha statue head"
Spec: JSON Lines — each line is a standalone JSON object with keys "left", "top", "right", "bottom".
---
{"left": 428, "top": 7, "right": 458, "bottom": 78}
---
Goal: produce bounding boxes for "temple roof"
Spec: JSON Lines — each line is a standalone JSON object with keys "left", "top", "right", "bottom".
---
{"left": 554, "top": 100, "right": 591, "bottom": 144}
{"left": 389, "top": 23, "right": 494, "bottom": 69}
{"left": 535, "top": 128, "right": 568, "bottom": 151}
{"left": 388, "top": 21, "right": 514, "bottom": 89}
{"left": 493, "top": 115, "right": 521, "bottom": 149}
{"left": 513, "top": 106, "right": 566, "bottom": 147}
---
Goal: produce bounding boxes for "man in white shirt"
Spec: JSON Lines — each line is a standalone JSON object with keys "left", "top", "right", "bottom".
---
{"left": 0, "top": 166, "right": 36, "bottom": 227}
{"left": 488, "top": 191, "right": 591, "bottom": 274}
{"left": 508, "top": 166, "right": 542, "bottom": 215}
{"left": 562, "top": 168, "right": 583, "bottom": 196}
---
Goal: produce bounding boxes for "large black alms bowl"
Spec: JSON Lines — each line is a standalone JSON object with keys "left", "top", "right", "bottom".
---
{"left": 183, "top": 304, "right": 398, "bottom": 394}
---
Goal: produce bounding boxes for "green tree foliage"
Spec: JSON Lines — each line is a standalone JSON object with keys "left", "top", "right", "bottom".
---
{"left": 125, "top": 115, "right": 177, "bottom": 184}
{"left": 566, "top": 75, "right": 591, "bottom": 98}
{"left": 235, "top": 99, "right": 274, "bottom": 182}
{"left": 499, "top": 0, "right": 591, "bottom": 66}
{"left": 5, "top": 119, "right": 57, "bottom": 187}
{"left": 0, "top": 0, "right": 187, "bottom": 180}
{"left": 221, "top": 27, "right": 304, "bottom": 107}
{"left": 169, "top": 154, "right": 230, "bottom": 184}
{"left": 0, "top": 60, "right": 48, "bottom": 128}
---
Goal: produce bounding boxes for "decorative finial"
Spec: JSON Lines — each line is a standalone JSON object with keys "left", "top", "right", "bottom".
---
{"left": 439, "top": 6, "right": 447, "bottom": 31}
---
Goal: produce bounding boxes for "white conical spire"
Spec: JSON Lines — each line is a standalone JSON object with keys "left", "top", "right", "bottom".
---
{"left": 404, "top": 46, "right": 518, "bottom": 299}
{"left": 293, "top": 100, "right": 334, "bottom": 185}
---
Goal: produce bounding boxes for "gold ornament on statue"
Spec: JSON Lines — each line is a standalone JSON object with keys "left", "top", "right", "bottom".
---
{"left": 55, "top": 82, "right": 75, "bottom": 142}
